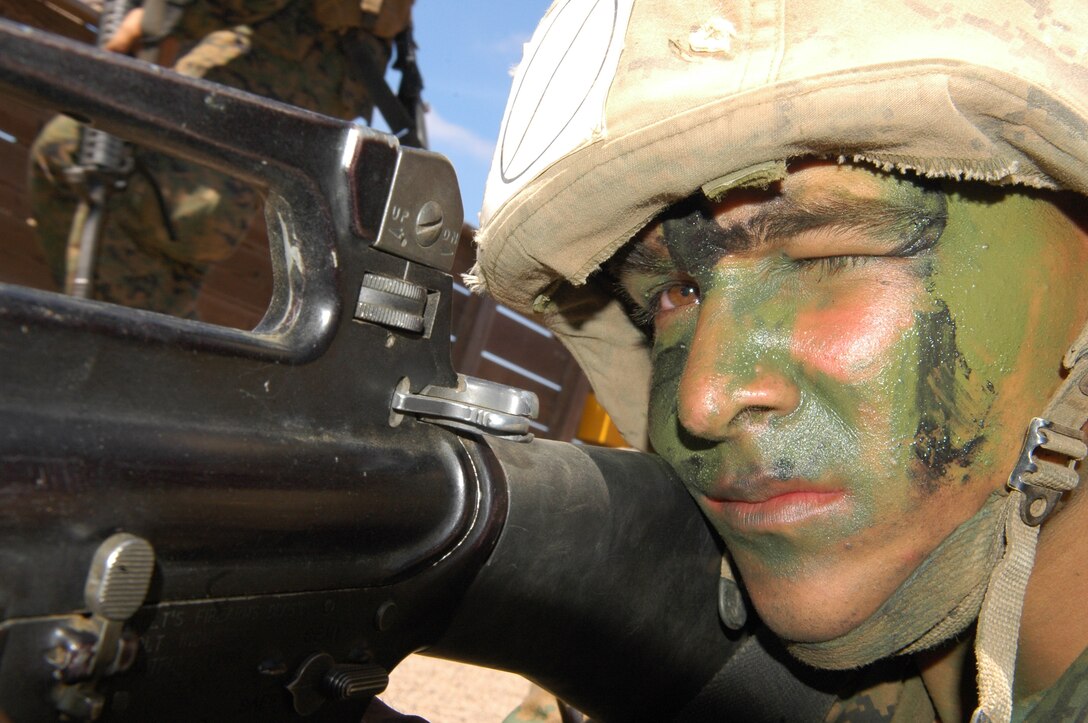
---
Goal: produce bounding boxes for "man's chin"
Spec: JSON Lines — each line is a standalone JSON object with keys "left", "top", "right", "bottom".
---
{"left": 741, "top": 568, "right": 887, "bottom": 644}
{"left": 754, "top": 601, "right": 871, "bottom": 644}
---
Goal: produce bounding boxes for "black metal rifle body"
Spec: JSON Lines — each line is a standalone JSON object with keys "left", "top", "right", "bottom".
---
{"left": 0, "top": 19, "right": 735, "bottom": 722}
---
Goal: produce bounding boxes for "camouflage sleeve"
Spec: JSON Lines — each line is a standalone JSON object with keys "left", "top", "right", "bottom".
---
{"left": 172, "top": 0, "right": 292, "bottom": 40}
{"left": 1017, "top": 646, "right": 1088, "bottom": 722}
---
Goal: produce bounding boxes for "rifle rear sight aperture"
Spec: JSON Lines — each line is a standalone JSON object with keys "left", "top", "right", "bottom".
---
{"left": 342, "top": 125, "right": 463, "bottom": 273}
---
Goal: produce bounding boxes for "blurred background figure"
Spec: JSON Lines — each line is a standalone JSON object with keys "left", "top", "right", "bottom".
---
{"left": 28, "top": 0, "right": 418, "bottom": 318}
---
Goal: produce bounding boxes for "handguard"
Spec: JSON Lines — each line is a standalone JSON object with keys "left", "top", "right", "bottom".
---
{"left": 0, "top": 20, "right": 739, "bottom": 722}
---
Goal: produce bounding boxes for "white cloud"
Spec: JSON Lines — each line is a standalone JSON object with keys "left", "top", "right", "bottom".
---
{"left": 487, "top": 31, "right": 532, "bottom": 58}
{"left": 424, "top": 109, "right": 496, "bottom": 163}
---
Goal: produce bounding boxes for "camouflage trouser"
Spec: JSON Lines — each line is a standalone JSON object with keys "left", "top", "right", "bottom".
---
{"left": 29, "top": 16, "right": 376, "bottom": 318}
{"left": 30, "top": 114, "right": 257, "bottom": 317}
{"left": 503, "top": 684, "right": 566, "bottom": 723}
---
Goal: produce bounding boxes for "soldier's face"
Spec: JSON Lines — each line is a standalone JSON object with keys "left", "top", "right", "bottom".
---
{"left": 615, "top": 163, "right": 1088, "bottom": 642}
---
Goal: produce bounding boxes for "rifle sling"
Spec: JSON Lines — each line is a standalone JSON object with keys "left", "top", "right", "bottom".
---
{"left": 344, "top": 32, "right": 422, "bottom": 148}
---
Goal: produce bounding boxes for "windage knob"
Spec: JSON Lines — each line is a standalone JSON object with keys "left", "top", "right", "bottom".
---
{"left": 354, "top": 272, "right": 428, "bottom": 333}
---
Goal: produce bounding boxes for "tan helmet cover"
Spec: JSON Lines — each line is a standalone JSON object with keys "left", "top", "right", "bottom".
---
{"left": 472, "top": 0, "right": 1088, "bottom": 449}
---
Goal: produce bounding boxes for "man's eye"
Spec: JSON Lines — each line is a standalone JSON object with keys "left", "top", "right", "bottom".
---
{"left": 656, "top": 281, "right": 700, "bottom": 312}
{"left": 794, "top": 256, "right": 869, "bottom": 277}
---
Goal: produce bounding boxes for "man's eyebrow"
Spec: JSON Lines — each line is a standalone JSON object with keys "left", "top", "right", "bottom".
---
{"left": 764, "top": 194, "right": 947, "bottom": 253}
{"left": 660, "top": 190, "right": 947, "bottom": 271}
{"left": 609, "top": 236, "right": 676, "bottom": 280}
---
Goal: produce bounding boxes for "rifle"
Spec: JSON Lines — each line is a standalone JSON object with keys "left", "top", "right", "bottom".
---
{"left": 65, "top": 0, "right": 175, "bottom": 299}
{"left": 0, "top": 19, "right": 847, "bottom": 723}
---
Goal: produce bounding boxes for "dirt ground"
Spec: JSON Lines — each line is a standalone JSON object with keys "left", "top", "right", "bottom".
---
{"left": 381, "top": 655, "right": 532, "bottom": 722}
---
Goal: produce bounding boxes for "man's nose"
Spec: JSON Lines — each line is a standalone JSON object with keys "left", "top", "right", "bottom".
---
{"left": 676, "top": 302, "right": 801, "bottom": 441}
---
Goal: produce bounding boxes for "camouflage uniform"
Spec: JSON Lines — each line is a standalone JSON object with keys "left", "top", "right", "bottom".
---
{"left": 821, "top": 644, "right": 1088, "bottom": 721}
{"left": 502, "top": 684, "right": 563, "bottom": 723}
{"left": 29, "top": 0, "right": 411, "bottom": 317}
{"left": 1013, "top": 646, "right": 1088, "bottom": 722}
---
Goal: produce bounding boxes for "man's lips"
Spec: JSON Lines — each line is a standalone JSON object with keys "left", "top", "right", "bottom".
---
{"left": 701, "top": 478, "right": 848, "bottom": 531}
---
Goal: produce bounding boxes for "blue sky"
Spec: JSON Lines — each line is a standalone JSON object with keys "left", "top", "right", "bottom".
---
{"left": 400, "top": 2, "right": 552, "bottom": 226}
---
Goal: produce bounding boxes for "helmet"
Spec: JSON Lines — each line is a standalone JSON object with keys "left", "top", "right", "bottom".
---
{"left": 471, "top": 0, "right": 1088, "bottom": 449}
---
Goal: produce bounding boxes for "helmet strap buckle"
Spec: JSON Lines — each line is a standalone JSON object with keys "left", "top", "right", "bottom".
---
{"left": 1006, "top": 417, "right": 1086, "bottom": 526}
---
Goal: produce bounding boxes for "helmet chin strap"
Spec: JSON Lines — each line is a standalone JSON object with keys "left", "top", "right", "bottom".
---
{"left": 971, "top": 324, "right": 1088, "bottom": 723}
